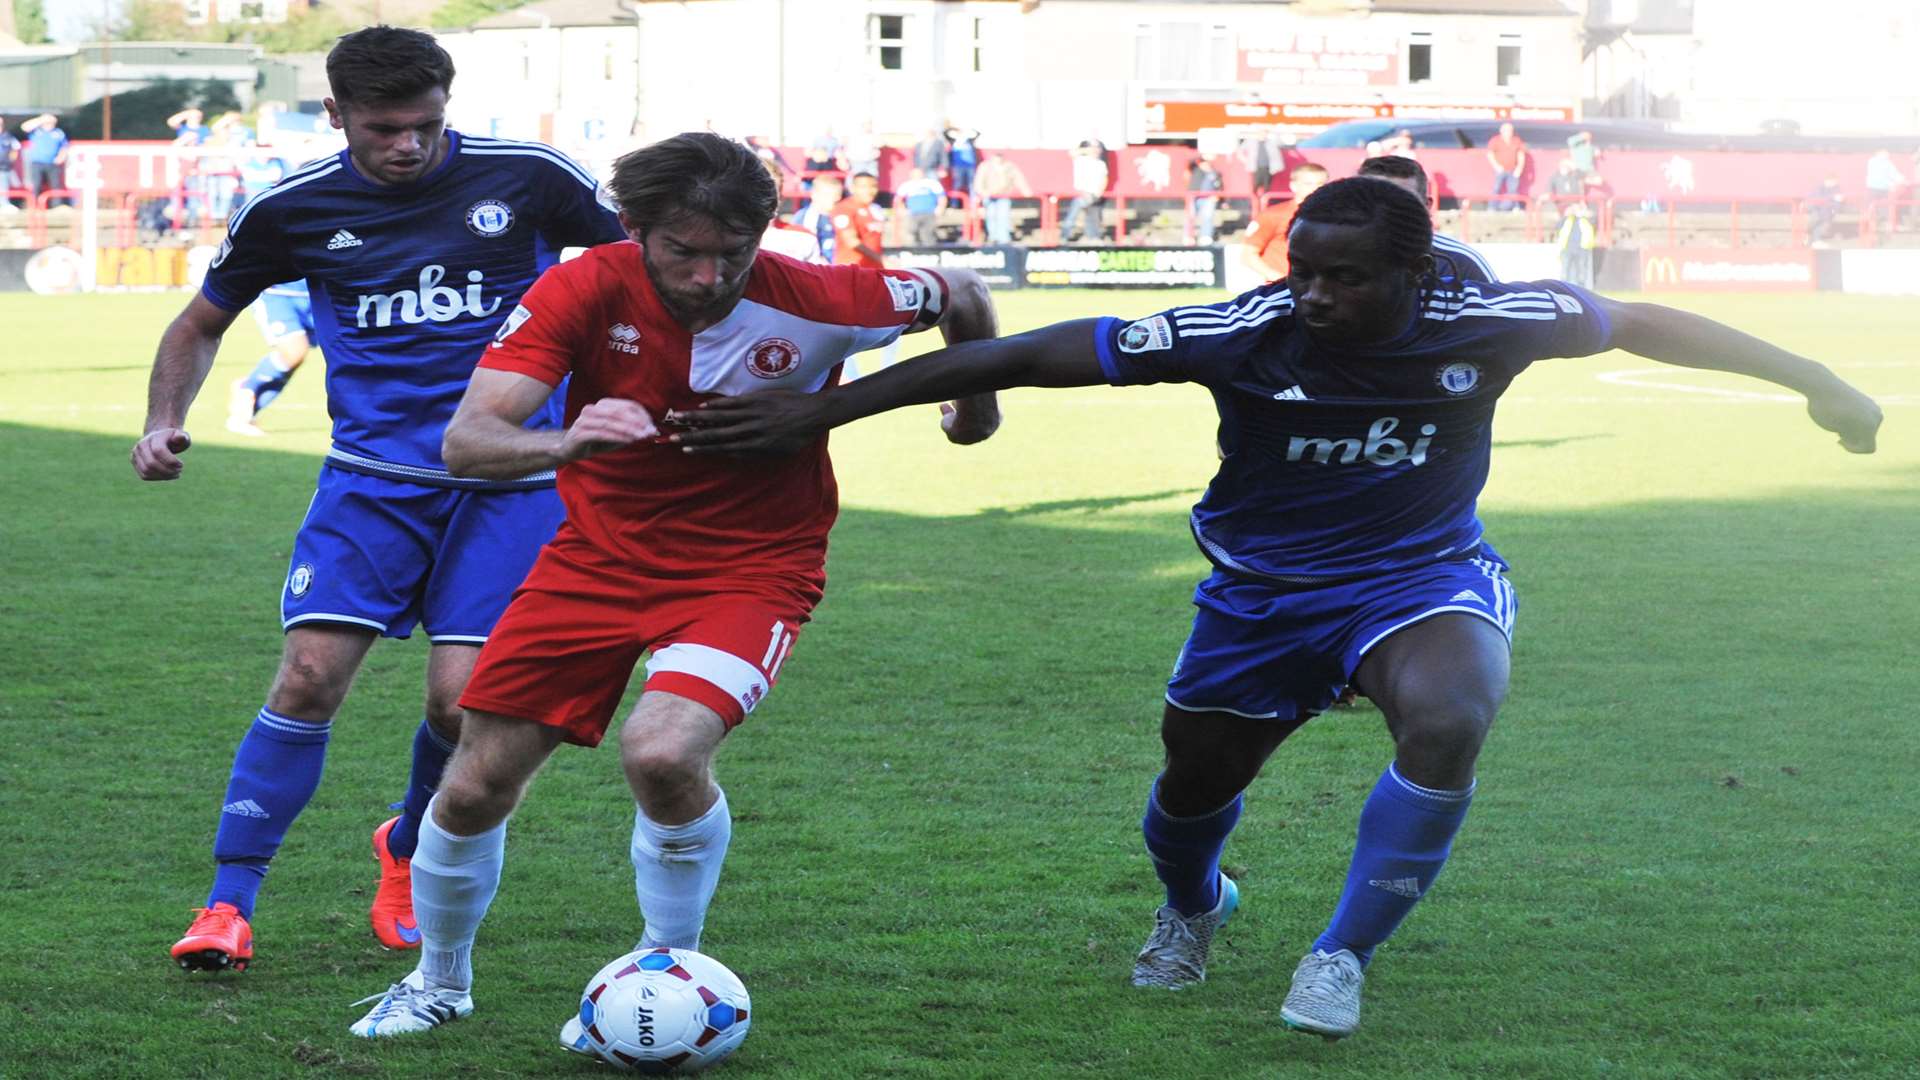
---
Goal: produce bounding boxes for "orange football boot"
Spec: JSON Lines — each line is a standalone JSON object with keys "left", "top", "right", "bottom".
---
{"left": 171, "top": 902, "right": 253, "bottom": 972}
{"left": 370, "top": 816, "right": 422, "bottom": 950}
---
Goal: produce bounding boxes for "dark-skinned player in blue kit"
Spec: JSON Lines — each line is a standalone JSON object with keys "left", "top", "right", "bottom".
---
{"left": 663, "top": 175, "right": 1883, "bottom": 1041}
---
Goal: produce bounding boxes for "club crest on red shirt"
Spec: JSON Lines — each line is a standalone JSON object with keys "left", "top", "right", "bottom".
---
{"left": 745, "top": 337, "right": 802, "bottom": 379}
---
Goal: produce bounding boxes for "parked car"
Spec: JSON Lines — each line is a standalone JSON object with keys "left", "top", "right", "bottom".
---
{"left": 1299, "top": 118, "right": 1920, "bottom": 154}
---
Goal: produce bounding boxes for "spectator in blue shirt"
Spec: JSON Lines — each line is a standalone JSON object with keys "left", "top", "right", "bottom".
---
{"left": 897, "top": 167, "right": 948, "bottom": 246}
{"left": 0, "top": 116, "right": 22, "bottom": 207}
{"left": 21, "top": 114, "right": 70, "bottom": 206}
{"left": 945, "top": 123, "right": 981, "bottom": 195}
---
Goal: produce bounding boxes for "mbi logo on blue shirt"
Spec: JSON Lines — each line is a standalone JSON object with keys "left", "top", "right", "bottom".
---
{"left": 354, "top": 264, "right": 503, "bottom": 329}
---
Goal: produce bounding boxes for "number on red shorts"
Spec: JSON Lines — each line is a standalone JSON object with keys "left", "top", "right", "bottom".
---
{"left": 760, "top": 620, "right": 795, "bottom": 678}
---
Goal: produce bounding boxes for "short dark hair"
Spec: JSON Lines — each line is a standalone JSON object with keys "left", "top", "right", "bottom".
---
{"left": 849, "top": 171, "right": 877, "bottom": 182}
{"left": 326, "top": 26, "right": 455, "bottom": 108}
{"left": 605, "top": 132, "right": 779, "bottom": 237}
{"left": 1291, "top": 176, "right": 1433, "bottom": 269}
{"left": 1356, "top": 155, "right": 1429, "bottom": 200}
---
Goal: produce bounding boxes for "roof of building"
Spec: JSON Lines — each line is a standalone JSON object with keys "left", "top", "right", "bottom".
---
{"left": 1372, "top": 0, "right": 1577, "bottom": 14}
{"left": 470, "top": 0, "right": 638, "bottom": 31}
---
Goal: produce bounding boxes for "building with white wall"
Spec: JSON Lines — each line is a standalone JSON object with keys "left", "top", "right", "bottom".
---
{"left": 434, "top": 0, "right": 1588, "bottom": 166}
{"left": 1584, "top": 0, "right": 1920, "bottom": 136}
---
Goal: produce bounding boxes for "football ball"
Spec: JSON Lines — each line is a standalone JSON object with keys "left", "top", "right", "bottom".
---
{"left": 577, "top": 947, "right": 751, "bottom": 1073}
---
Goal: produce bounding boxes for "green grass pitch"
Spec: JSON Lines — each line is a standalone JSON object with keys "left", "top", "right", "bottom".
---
{"left": 0, "top": 287, "right": 1915, "bottom": 1079}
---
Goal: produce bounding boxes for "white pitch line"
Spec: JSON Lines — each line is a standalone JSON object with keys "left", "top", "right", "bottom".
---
{"left": 1594, "top": 368, "right": 1799, "bottom": 401}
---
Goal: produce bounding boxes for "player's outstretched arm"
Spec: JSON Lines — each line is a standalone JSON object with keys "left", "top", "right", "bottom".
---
{"left": 671, "top": 318, "right": 1106, "bottom": 456}
{"left": 444, "top": 368, "right": 659, "bottom": 479}
{"left": 131, "top": 293, "right": 241, "bottom": 481}
{"left": 1600, "top": 298, "right": 1883, "bottom": 453}
{"left": 931, "top": 268, "right": 1002, "bottom": 445}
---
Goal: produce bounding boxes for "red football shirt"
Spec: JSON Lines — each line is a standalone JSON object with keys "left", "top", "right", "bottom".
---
{"left": 480, "top": 242, "right": 947, "bottom": 586}
{"left": 1245, "top": 201, "right": 1299, "bottom": 276}
{"left": 831, "top": 197, "right": 885, "bottom": 268}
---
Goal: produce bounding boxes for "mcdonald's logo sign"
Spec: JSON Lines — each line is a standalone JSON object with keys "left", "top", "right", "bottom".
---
{"left": 1639, "top": 248, "right": 1815, "bottom": 293}
{"left": 1642, "top": 255, "right": 1679, "bottom": 287}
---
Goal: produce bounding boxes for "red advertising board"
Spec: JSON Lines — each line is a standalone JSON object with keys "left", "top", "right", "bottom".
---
{"left": 1237, "top": 30, "right": 1399, "bottom": 88}
{"left": 1638, "top": 248, "right": 1816, "bottom": 292}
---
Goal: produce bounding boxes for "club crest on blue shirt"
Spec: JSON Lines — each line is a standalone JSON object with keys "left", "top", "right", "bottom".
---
{"left": 288, "top": 562, "right": 315, "bottom": 598}
{"left": 1435, "top": 361, "right": 1481, "bottom": 395}
{"left": 1118, "top": 315, "right": 1172, "bottom": 354}
{"left": 465, "top": 199, "right": 515, "bottom": 238}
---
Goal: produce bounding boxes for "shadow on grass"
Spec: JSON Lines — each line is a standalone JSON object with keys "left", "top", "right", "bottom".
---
{"left": 1, "top": 419, "right": 1916, "bottom": 1078}
{"left": 1491, "top": 432, "right": 1613, "bottom": 450}
{"left": 974, "top": 489, "right": 1195, "bottom": 519}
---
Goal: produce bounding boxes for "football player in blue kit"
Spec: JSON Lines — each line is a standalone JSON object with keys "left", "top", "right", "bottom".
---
{"left": 1355, "top": 154, "right": 1498, "bottom": 283}
{"left": 130, "top": 26, "right": 625, "bottom": 972}
{"left": 228, "top": 278, "right": 317, "bottom": 436}
{"left": 664, "top": 176, "right": 1883, "bottom": 1039}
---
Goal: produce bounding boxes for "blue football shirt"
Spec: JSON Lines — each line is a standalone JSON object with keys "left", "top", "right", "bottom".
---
{"left": 1096, "top": 278, "right": 1613, "bottom": 581}
{"left": 202, "top": 131, "right": 624, "bottom": 485}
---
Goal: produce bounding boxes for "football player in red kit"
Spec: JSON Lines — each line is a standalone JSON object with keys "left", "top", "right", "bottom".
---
{"left": 350, "top": 131, "right": 1001, "bottom": 1041}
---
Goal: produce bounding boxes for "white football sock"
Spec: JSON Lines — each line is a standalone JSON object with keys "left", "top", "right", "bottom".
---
{"left": 411, "top": 798, "right": 504, "bottom": 992}
{"left": 632, "top": 788, "right": 732, "bottom": 951}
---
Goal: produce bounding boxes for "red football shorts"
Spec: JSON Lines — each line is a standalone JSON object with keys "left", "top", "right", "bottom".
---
{"left": 458, "top": 538, "right": 815, "bottom": 746}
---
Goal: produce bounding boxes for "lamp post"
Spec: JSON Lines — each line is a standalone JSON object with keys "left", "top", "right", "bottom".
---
{"left": 101, "top": 0, "right": 113, "bottom": 141}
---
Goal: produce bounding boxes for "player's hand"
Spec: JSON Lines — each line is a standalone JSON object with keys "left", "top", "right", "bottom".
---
{"left": 1806, "top": 383, "right": 1882, "bottom": 454}
{"left": 939, "top": 396, "right": 1001, "bottom": 446}
{"left": 560, "top": 398, "right": 659, "bottom": 463}
{"left": 131, "top": 427, "right": 192, "bottom": 481}
{"left": 666, "top": 391, "right": 829, "bottom": 456}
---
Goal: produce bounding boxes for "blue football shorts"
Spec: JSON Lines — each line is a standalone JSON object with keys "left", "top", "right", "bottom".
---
{"left": 1165, "top": 549, "right": 1517, "bottom": 722}
{"left": 280, "top": 466, "right": 565, "bottom": 643}
{"left": 252, "top": 291, "right": 317, "bottom": 342}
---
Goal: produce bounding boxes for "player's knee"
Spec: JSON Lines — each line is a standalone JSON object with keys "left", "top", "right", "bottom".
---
{"left": 267, "top": 651, "right": 351, "bottom": 718}
{"left": 424, "top": 697, "right": 464, "bottom": 741}
{"left": 432, "top": 758, "right": 517, "bottom": 832}
{"left": 620, "top": 740, "right": 710, "bottom": 804}
{"left": 1392, "top": 699, "right": 1497, "bottom": 765}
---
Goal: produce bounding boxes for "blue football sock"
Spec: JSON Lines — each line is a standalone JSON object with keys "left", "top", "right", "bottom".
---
{"left": 1313, "top": 762, "right": 1474, "bottom": 967}
{"left": 1141, "top": 777, "right": 1243, "bottom": 917}
{"left": 240, "top": 355, "right": 295, "bottom": 413}
{"left": 208, "top": 707, "right": 332, "bottom": 918}
{"left": 385, "top": 718, "right": 457, "bottom": 861}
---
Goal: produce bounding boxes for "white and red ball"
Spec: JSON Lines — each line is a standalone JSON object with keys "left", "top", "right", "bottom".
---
{"left": 577, "top": 947, "right": 751, "bottom": 1073}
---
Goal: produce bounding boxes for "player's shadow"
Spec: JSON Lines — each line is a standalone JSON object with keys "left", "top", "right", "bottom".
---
{"left": 3, "top": 418, "right": 1915, "bottom": 1077}
{"left": 974, "top": 489, "right": 1193, "bottom": 518}
{"left": 1492, "top": 432, "right": 1611, "bottom": 450}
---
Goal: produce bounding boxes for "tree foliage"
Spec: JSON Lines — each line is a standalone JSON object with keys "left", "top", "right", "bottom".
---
{"left": 93, "top": 0, "right": 350, "bottom": 53}
{"left": 59, "top": 78, "right": 243, "bottom": 140}
{"left": 430, "top": 0, "right": 530, "bottom": 30}
{"left": 13, "top": 0, "right": 50, "bottom": 44}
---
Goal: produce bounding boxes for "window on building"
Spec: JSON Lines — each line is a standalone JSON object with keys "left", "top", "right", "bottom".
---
{"left": 521, "top": 41, "right": 533, "bottom": 81}
{"left": 604, "top": 43, "right": 615, "bottom": 81}
{"left": 1134, "top": 21, "right": 1234, "bottom": 81}
{"left": 183, "top": 0, "right": 210, "bottom": 24}
{"left": 868, "top": 13, "right": 909, "bottom": 71}
{"left": 1497, "top": 34, "right": 1523, "bottom": 86}
{"left": 1408, "top": 32, "right": 1432, "bottom": 83}
{"left": 972, "top": 16, "right": 985, "bottom": 72}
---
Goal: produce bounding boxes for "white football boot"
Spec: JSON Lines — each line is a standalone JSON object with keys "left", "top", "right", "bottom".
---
{"left": 1279, "top": 948, "right": 1365, "bottom": 1040}
{"left": 1130, "top": 875, "right": 1240, "bottom": 989}
{"left": 349, "top": 969, "right": 473, "bottom": 1038}
{"left": 559, "top": 1014, "right": 594, "bottom": 1056}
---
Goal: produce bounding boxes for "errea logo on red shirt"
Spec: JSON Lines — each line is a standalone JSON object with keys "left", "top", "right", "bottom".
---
{"left": 745, "top": 337, "right": 802, "bottom": 379}
{"left": 607, "top": 322, "right": 641, "bottom": 354}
